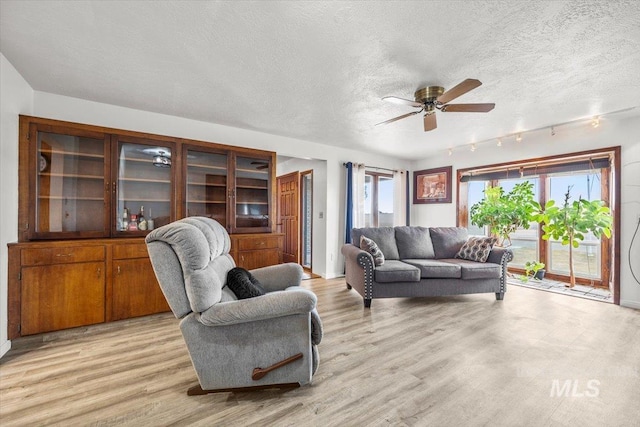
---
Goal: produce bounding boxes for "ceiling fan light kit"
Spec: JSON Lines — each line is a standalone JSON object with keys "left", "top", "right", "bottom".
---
{"left": 377, "top": 78, "right": 495, "bottom": 132}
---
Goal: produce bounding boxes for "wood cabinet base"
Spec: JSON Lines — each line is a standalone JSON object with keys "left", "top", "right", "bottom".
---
{"left": 8, "top": 233, "right": 284, "bottom": 338}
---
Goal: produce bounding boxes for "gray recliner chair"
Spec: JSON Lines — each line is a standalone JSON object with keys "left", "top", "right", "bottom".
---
{"left": 145, "top": 217, "right": 322, "bottom": 395}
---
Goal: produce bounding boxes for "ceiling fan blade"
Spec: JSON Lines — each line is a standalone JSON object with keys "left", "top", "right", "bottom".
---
{"left": 375, "top": 110, "right": 421, "bottom": 126}
{"left": 437, "top": 79, "right": 482, "bottom": 104}
{"left": 423, "top": 113, "right": 437, "bottom": 132}
{"left": 382, "top": 96, "right": 423, "bottom": 108}
{"left": 440, "top": 103, "right": 495, "bottom": 112}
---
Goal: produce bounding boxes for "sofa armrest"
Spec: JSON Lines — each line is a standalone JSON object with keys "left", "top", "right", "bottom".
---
{"left": 250, "top": 262, "right": 303, "bottom": 292}
{"left": 198, "top": 287, "right": 317, "bottom": 326}
{"left": 341, "top": 244, "right": 375, "bottom": 304}
{"left": 487, "top": 247, "right": 514, "bottom": 265}
{"left": 341, "top": 243, "right": 374, "bottom": 269}
{"left": 487, "top": 247, "right": 514, "bottom": 296}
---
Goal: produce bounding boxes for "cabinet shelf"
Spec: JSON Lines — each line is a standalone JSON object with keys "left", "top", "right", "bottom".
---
{"left": 237, "top": 186, "right": 268, "bottom": 190}
{"left": 40, "top": 149, "right": 104, "bottom": 160}
{"left": 187, "top": 200, "right": 227, "bottom": 204}
{"left": 187, "top": 181, "right": 226, "bottom": 187}
{"left": 188, "top": 163, "right": 227, "bottom": 171}
{"left": 237, "top": 167, "right": 268, "bottom": 174}
{"left": 38, "top": 195, "right": 104, "bottom": 201}
{"left": 237, "top": 201, "right": 269, "bottom": 205}
{"left": 39, "top": 173, "right": 104, "bottom": 180}
{"left": 119, "top": 177, "right": 171, "bottom": 184}
{"left": 119, "top": 198, "right": 171, "bottom": 203}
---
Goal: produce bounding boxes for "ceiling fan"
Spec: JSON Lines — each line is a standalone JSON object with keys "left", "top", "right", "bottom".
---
{"left": 376, "top": 78, "right": 495, "bottom": 132}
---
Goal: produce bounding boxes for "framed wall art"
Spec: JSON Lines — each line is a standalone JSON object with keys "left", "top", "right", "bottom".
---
{"left": 413, "top": 166, "right": 452, "bottom": 204}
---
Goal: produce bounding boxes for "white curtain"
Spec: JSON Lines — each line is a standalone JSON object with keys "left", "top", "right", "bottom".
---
{"left": 393, "top": 170, "right": 407, "bottom": 226}
{"left": 353, "top": 163, "right": 366, "bottom": 228}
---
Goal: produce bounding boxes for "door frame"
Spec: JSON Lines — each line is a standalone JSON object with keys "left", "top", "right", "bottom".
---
{"left": 299, "top": 170, "right": 313, "bottom": 272}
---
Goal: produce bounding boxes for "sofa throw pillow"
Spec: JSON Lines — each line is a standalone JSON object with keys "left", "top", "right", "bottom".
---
{"left": 226, "top": 267, "right": 266, "bottom": 299}
{"left": 455, "top": 236, "right": 497, "bottom": 263}
{"left": 360, "top": 235, "right": 385, "bottom": 266}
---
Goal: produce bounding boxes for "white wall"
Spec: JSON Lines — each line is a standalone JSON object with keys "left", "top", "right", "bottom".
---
{"left": 0, "top": 53, "right": 34, "bottom": 357}
{"left": 276, "top": 157, "right": 327, "bottom": 276}
{"left": 410, "top": 111, "right": 640, "bottom": 309}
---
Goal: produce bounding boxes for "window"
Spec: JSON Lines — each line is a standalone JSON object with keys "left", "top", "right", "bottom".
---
{"left": 364, "top": 172, "right": 394, "bottom": 227}
{"left": 457, "top": 148, "right": 618, "bottom": 290}
{"left": 547, "top": 171, "right": 602, "bottom": 279}
{"left": 498, "top": 178, "right": 540, "bottom": 268}
{"left": 466, "top": 181, "right": 487, "bottom": 236}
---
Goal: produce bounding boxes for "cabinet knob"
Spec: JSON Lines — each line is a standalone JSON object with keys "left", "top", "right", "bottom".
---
{"left": 117, "top": 266, "right": 121, "bottom": 275}
{"left": 97, "top": 267, "right": 101, "bottom": 279}
{"left": 56, "top": 253, "right": 73, "bottom": 258}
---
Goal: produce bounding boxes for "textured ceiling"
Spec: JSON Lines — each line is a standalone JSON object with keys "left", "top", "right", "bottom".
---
{"left": 1, "top": 1, "right": 639, "bottom": 159}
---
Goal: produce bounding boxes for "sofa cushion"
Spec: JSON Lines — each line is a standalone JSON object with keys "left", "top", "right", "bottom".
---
{"left": 442, "top": 259, "right": 501, "bottom": 280}
{"left": 374, "top": 260, "right": 420, "bottom": 283}
{"left": 429, "top": 227, "right": 469, "bottom": 259}
{"left": 352, "top": 227, "right": 400, "bottom": 260}
{"left": 360, "top": 235, "right": 385, "bottom": 266}
{"left": 402, "top": 259, "right": 462, "bottom": 279}
{"left": 455, "top": 236, "right": 497, "bottom": 263}
{"left": 395, "top": 226, "right": 435, "bottom": 259}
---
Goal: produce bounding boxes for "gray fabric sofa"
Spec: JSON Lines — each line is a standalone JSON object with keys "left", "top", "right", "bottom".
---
{"left": 341, "top": 226, "right": 513, "bottom": 308}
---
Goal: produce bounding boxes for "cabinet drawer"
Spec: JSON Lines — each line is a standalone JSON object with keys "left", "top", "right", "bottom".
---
{"left": 237, "top": 236, "right": 280, "bottom": 251}
{"left": 236, "top": 248, "right": 281, "bottom": 270}
{"left": 21, "top": 246, "right": 105, "bottom": 266}
{"left": 113, "top": 243, "right": 149, "bottom": 259}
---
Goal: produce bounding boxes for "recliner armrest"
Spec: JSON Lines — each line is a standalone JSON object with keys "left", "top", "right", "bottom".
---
{"left": 198, "top": 288, "right": 317, "bottom": 326}
{"left": 250, "top": 263, "right": 303, "bottom": 292}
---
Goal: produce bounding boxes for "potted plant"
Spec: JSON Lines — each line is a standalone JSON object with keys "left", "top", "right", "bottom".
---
{"left": 520, "top": 261, "right": 546, "bottom": 282}
{"left": 534, "top": 186, "right": 613, "bottom": 287}
{"left": 470, "top": 181, "right": 540, "bottom": 246}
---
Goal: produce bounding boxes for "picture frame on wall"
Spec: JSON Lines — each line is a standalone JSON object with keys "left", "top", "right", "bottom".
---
{"left": 413, "top": 166, "right": 452, "bottom": 204}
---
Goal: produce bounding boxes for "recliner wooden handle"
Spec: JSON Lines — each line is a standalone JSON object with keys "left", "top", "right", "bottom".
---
{"left": 252, "top": 353, "right": 303, "bottom": 381}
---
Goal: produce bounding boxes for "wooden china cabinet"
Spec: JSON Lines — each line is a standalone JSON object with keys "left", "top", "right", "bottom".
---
{"left": 8, "top": 116, "right": 283, "bottom": 338}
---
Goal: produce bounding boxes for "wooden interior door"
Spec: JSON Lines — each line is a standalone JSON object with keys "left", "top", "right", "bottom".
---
{"left": 277, "top": 171, "right": 300, "bottom": 264}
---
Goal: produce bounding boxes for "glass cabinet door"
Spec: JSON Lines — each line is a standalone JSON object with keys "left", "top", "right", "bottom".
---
{"left": 115, "top": 140, "right": 174, "bottom": 235}
{"left": 185, "top": 148, "right": 229, "bottom": 228}
{"left": 35, "top": 130, "right": 109, "bottom": 238}
{"left": 233, "top": 155, "right": 271, "bottom": 232}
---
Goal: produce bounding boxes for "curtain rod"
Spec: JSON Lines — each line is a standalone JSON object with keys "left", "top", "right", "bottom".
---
{"left": 459, "top": 152, "right": 611, "bottom": 176}
{"left": 342, "top": 162, "right": 402, "bottom": 173}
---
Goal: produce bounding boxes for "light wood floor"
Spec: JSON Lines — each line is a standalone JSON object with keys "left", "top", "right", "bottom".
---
{"left": 2, "top": 278, "right": 639, "bottom": 426}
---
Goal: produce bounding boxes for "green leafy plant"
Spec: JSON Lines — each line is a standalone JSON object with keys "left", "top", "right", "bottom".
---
{"left": 470, "top": 181, "right": 540, "bottom": 246}
{"left": 519, "top": 261, "right": 546, "bottom": 282}
{"left": 535, "top": 186, "right": 613, "bottom": 287}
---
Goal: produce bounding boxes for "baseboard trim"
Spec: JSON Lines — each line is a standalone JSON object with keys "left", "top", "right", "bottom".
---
{"left": 0, "top": 339, "right": 12, "bottom": 359}
{"left": 620, "top": 299, "right": 640, "bottom": 310}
